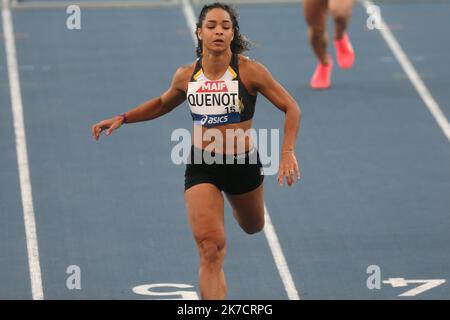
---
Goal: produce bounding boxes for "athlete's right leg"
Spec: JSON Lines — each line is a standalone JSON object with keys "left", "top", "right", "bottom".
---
{"left": 330, "top": 0, "right": 355, "bottom": 69}
{"left": 303, "top": 0, "right": 329, "bottom": 64}
{"left": 184, "top": 183, "right": 227, "bottom": 300}
{"left": 329, "top": 0, "right": 354, "bottom": 40}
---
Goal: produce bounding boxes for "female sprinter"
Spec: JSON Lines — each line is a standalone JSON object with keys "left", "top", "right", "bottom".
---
{"left": 304, "top": 0, "right": 355, "bottom": 89}
{"left": 91, "top": 3, "right": 301, "bottom": 300}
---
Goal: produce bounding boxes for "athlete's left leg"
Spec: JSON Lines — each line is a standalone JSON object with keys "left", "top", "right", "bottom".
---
{"left": 225, "top": 184, "right": 265, "bottom": 235}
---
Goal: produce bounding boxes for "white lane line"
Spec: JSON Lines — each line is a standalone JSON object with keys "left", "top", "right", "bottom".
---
{"left": 180, "top": 0, "right": 198, "bottom": 44}
{"left": 263, "top": 205, "right": 300, "bottom": 300}
{"left": 1, "top": 0, "right": 44, "bottom": 300}
{"left": 362, "top": 0, "right": 450, "bottom": 144}
{"left": 181, "top": 0, "right": 300, "bottom": 300}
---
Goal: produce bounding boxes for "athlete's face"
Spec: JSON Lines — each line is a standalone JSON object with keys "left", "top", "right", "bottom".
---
{"left": 198, "top": 8, "right": 234, "bottom": 54}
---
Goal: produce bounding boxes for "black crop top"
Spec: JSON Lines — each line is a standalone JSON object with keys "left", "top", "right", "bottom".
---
{"left": 186, "top": 53, "right": 257, "bottom": 127}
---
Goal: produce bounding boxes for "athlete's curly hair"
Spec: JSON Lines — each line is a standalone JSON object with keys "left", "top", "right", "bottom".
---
{"left": 195, "top": 2, "right": 252, "bottom": 57}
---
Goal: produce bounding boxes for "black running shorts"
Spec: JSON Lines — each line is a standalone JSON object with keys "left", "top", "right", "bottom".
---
{"left": 184, "top": 145, "right": 264, "bottom": 195}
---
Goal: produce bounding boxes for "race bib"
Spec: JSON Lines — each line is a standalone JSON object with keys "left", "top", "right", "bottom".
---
{"left": 187, "top": 80, "right": 241, "bottom": 127}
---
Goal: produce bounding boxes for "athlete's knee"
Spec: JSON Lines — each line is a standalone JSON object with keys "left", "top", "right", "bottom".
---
{"left": 330, "top": 10, "right": 350, "bottom": 27}
{"left": 198, "top": 236, "right": 226, "bottom": 265}
{"left": 308, "top": 26, "right": 327, "bottom": 41}
{"left": 239, "top": 213, "right": 265, "bottom": 234}
{"left": 241, "top": 217, "right": 265, "bottom": 235}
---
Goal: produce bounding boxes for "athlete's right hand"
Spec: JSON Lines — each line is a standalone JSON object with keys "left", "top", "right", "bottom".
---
{"left": 91, "top": 116, "right": 123, "bottom": 141}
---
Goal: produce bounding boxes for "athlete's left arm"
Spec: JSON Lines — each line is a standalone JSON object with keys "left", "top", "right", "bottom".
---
{"left": 247, "top": 60, "right": 302, "bottom": 186}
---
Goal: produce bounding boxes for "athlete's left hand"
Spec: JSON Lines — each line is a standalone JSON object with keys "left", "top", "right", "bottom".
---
{"left": 277, "top": 151, "right": 300, "bottom": 187}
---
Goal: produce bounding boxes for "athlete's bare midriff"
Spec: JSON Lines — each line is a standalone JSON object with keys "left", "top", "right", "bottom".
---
{"left": 192, "top": 118, "right": 254, "bottom": 154}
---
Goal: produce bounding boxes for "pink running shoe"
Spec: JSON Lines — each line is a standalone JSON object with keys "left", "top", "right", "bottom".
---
{"left": 334, "top": 32, "right": 355, "bottom": 69}
{"left": 310, "top": 57, "right": 333, "bottom": 90}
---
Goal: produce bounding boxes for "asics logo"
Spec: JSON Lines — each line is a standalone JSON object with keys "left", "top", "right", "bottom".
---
{"left": 200, "top": 115, "right": 228, "bottom": 125}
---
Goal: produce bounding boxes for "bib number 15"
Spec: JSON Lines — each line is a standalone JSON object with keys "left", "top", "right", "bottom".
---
{"left": 225, "top": 106, "right": 236, "bottom": 113}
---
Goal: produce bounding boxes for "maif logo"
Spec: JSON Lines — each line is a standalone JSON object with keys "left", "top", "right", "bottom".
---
{"left": 197, "top": 81, "right": 228, "bottom": 93}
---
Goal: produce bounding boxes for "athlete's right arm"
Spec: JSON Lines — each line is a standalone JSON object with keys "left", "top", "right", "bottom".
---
{"left": 91, "top": 66, "right": 190, "bottom": 141}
